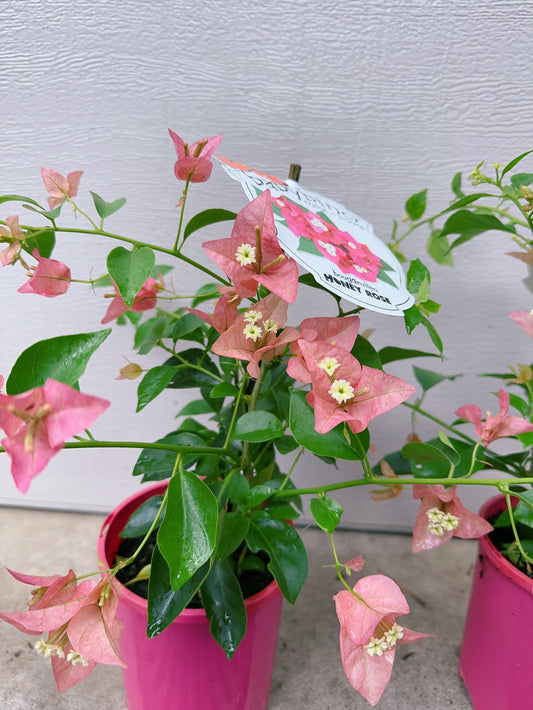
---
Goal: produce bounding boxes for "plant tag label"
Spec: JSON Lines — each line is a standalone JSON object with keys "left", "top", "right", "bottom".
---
{"left": 216, "top": 156, "right": 413, "bottom": 316}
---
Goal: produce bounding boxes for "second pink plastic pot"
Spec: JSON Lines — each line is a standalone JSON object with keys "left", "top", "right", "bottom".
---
{"left": 97, "top": 482, "right": 283, "bottom": 710}
{"left": 458, "top": 495, "right": 533, "bottom": 710}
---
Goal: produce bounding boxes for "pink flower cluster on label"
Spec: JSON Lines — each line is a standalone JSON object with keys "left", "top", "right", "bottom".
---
{"left": 274, "top": 195, "right": 382, "bottom": 282}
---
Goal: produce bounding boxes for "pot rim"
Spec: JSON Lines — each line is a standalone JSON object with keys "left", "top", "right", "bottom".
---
{"left": 97, "top": 481, "right": 281, "bottom": 618}
{"left": 478, "top": 494, "right": 533, "bottom": 595}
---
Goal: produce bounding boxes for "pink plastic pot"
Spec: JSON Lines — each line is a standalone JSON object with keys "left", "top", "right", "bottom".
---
{"left": 97, "top": 482, "right": 283, "bottom": 710}
{"left": 458, "top": 495, "right": 533, "bottom": 710}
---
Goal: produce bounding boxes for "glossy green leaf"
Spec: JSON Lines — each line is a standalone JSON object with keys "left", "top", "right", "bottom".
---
{"left": 176, "top": 399, "right": 214, "bottom": 417}
{"left": 274, "top": 434, "right": 300, "bottom": 455}
{"left": 289, "top": 389, "right": 364, "bottom": 460}
{"left": 352, "top": 335, "right": 382, "bottom": 369}
{"left": 513, "top": 491, "right": 533, "bottom": 529}
{"left": 183, "top": 209, "right": 236, "bottom": 241}
{"left": 211, "top": 382, "right": 240, "bottom": 398}
{"left": 233, "top": 411, "right": 284, "bottom": 442}
{"left": 246, "top": 511, "right": 307, "bottom": 604}
{"left": 406, "top": 259, "right": 431, "bottom": 295}
{"left": 132, "top": 431, "right": 208, "bottom": 481}
{"left": 147, "top": 545, "right": 209, "bottom": 637}
{"left": 107, "top": 245, "right": 156, "bottom": 307}
{"left": 216, "top": 512, "right": 251, "bottom": 560}
{"left": 201, "top": 559, "right": 246, "bottom": 659}
{"left": 309, "top": 495, "right": 344, "bottom": 533}
{"left": 120, "top": 495, "right": 165, "bottom": 538}
{"left": 90, "top": 191, "right": 127, "bottom": 219}
{"left": 158, "top": 471, "right": 218, "bottom": 591}
{"left": 403, "top": 305, "right": 424, "bottom": 334}
{"left": 404, "top": 189, "right": 427, "bottom": 221}
{"left": 136, "top": 365, "right": 178, "bottom": 412}
{"left": 6, "top": 329, "right": 111, "bottom": 394}
{"left": 22, "top": 228, "right": 56, "bottom": 259}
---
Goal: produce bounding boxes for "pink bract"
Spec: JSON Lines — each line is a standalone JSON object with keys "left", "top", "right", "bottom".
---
{"left": 411, "top": 485, "right": 493, "bottom": 553}
{"left": 101, "top": 276, "right": 162, "bottom": 324}
{"left": 0, "top": 379, "right": 110, "bottom": 493}
{"left": 168, "top": 129, "right": 222, "bottom": 183}
{"left": 211, "top": 293, "right": 299, "bottom": 378}
{"left": 0, "top": 215, "right": 25, "bottom": 265}
{"left": 18, "top": 249, "right": 71, "bottom": 297}
{"left": 334, "top": 574, "right": 429, "bottom": 706}
{"left": 287, "top": 315, "right": 360, "bottom": 384}
{"left": 298, "top": 341, "right": 415, "bottom": 434}
{"left": 203, "top": 190, "right": 299, "bottom": 303}
{"left": 509, "top": 309, "right": 533, "bottom": 339}
{"left": 455, "top": 388, "right": 533, "bottom": 446}
{"left": 187, "top": 290, "right": 241, "bottom": 334}
{"left": 41, "top": 167, "right": 83, "bottom": 209}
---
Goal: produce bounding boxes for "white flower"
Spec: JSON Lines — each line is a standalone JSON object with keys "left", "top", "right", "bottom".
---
{"left": 328, "top": 379, "right": 355, "bottom": 404}
{"left": 318, "top": 356, "right": 341, "bottom": 376}
{"left": 67, "top": 650, "right": 89, "bottom": 667}
{"left": 243, "top": 323, "right": 262, "bottom": 342}
{"left": 235, "top": 243, "right": 256, "bottom": 266}
{"left": 244, "top": 309, "right": 261, "bottom": 324}
{"left": 384, "top": 623, "right": 404, "bottom": 647}
{"left": 364, "top": 636, "right": 389, "bottom": 657}
{"left": 34, "top": 638, "right": 64, "bottom": 659}
{"left": 263, "top": 318, "right": 278, "bottom": 333}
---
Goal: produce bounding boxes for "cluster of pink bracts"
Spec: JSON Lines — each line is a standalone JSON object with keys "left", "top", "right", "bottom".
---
{"left": 2, "top": 131, "right": 533, "bottom": 705}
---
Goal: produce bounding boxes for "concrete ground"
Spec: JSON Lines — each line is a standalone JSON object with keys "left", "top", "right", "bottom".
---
{"left": 0, "top": 507, "right": 474, "bottom": 709}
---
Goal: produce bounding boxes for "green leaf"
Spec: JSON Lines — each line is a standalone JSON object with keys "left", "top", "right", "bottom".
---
{"left": 421, "top": 315, "right": 443, "bottom": 354}
{"left": 309, "top": 495, "right": 344, "bottom": 533}
{"left": 406, "top": 259, "right": 431, "bottom": 295}
{"left": 501, "top": 150, "right": 533, "bottom": 179}
{"left": 90, "top": 191, "right": 127, "bottom": 220}
{"left": 401, "top": 441, "right": 459, "bottom": 466}
{"left": 22, "top": 228, "right": 56, "bottom": 259}
{"left": 426, "top": 229, "right": 454, "bottom": 266}
{"left": 210, "top": 382, "right": 240, "bottom": 398}
{"left": 147, "top": 546, "right": 209, "bottom": 637}
{"left": 378, "top": 346, "right": 439, "bottom": 365}
{"left": 274, "top": 434, "right": 300, "bottom": 454}
{"left": 191, "top": 283, "right": 221, "bottom": 307}
{"left": 132, "top": 431, "right": 208, "bottom": 481}
{"left": 233, "top": 411, "right": 284, "bottom": 442}
{"left": 6, "top": 329, "right": 111, "bottom": 394}
{"left": 120, "top": 495, "right": 165, "bottom": 538}
{"left": 246, "top": 511, "right": 307, "bottom": 604}
{"left": 514, "top": 491, "right": 533, "bottom": 529}
{"left": 134, "top": 316, "right": 168, "bottom": 354}
{"left": 403, "top": 305, "right": 423, "bottom": 334}
{"left": 165, "top": 350, "right": 221, "bottom": 388}
{"left": 107, "top": 246, "right": 156, "bottom": 307}
{"left": 289, "top": 389, "right": 364, "bottom": 460}
{"left": 412, "top": 366, "right": 461, "bottom": 392}
{"left": 405, "top": 189, "right": 427, "bottom": 221}
{"left": 136, "top": 365, "right": 178, "bottom": 412}
{"left": 510, "top": 173, "right": 533, "bottom": 189}
{"left": 0, "top": 194, "right": 42, "bottom": 208}
{"left": 439, "top": 210, "right": 516, "bottom": 248}
{"left": 176, "top": 399, "right": 214, "bottom": 416}
{"left": 352, "top": 335, "right": 382, "bottom": 369}
{"left": 158, "top": 471, "right": 218, "bottom": 591}
{"left": 216, "top": 512, "right": 250, "bottom": 559}
{"left": 451, "top": 172, "right": 463, "bottom": 197}
{"left": 201, "top": 559, "right": 246, "bottom": 659}
{"left": 183, "top": 209, "right": 236, "bottom": 241}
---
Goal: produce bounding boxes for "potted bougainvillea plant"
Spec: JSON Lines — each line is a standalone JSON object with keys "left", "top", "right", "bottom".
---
{"left": 1, "top": 133, "right": 533, "bottom": 708}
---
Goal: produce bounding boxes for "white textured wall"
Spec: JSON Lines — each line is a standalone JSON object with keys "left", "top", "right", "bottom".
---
{"left": 0, "top": 0, "right": 532, "bottom": 530}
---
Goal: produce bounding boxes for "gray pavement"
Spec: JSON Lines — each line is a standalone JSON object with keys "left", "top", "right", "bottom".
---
{"left": 0, "top": 507, "right": 473, "bottom": 709}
